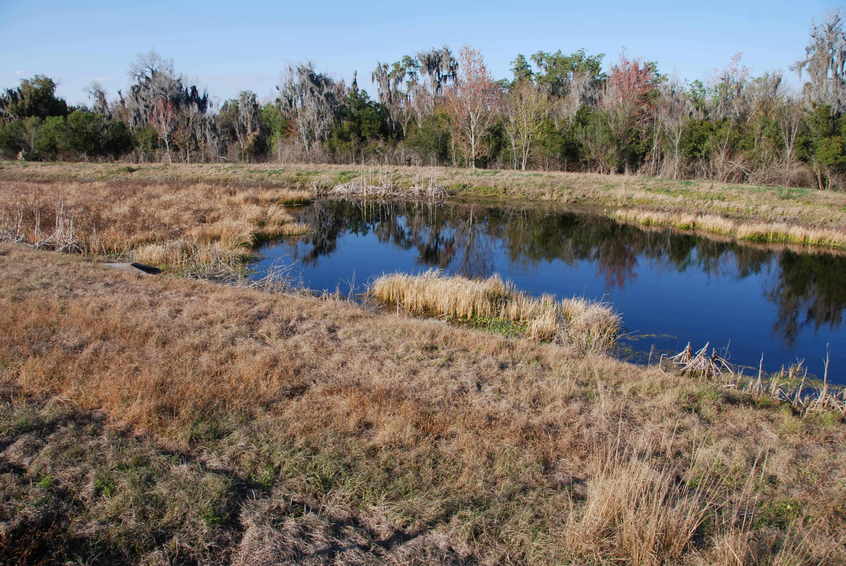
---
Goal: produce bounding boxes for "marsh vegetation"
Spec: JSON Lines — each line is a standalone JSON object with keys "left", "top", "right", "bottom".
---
{"left": 1, "top": 244, "right": 844, "bottom": 565}
{"left": 0, "top": 163, "right": 844, "bottom": 565}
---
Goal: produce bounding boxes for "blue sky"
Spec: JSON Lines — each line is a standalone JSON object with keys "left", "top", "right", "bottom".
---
{"left": 1, "top": 0, "right": 842, "bottom": 107}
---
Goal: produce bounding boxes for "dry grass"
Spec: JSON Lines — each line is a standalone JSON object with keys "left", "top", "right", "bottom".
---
{"left": 0, "top": 243, "right": 844, "bottom": 564}
{"left": 564, "top": 438, "right": 713, "bottom": 565}
{"left": 370, "top": 271, "right": 620, "bottom": 354}
{"left": 3, "top": 160, "right": 845, "bottom": 242}
{"left": 0, "top": 177, "right": 310, "bottom": 272}
{"left": 614, "top": 208, "right": 846, "bottom": 250}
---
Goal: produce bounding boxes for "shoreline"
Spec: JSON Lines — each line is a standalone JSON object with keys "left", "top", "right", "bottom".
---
{"left": 3, "top": 160, "right": 846, "bottom": 252}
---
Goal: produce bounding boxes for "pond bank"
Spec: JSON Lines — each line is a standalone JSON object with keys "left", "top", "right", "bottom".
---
{"left": 3, "top": 160, "right": 846, "bottom": 252}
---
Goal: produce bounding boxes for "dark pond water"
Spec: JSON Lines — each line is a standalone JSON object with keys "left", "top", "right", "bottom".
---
{"left": 253, "top": 200, "right": 846, "bottom": 383}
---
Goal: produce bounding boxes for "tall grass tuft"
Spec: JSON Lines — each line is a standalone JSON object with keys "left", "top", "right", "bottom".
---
{"left": 370, "top": 271, "right": 620, "bottom": 354}
{"left": 564, "top": 454, "right": 712, "bottom": 565}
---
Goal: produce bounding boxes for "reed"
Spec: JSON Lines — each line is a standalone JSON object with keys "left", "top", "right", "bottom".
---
{"left": 613, "top": 208, "right": 846, "bottom": 249}
{"left": 663, "top": 344, "right": 846, "bottom": 417}
{"left": 370, "top": 271, "right": 620, "bottom": 354}
{"left": 0, "top": 179, "right": 310, "bottom": 272}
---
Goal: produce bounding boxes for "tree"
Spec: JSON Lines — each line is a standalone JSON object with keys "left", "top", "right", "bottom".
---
{"left": 654, "top": 80, "right": 694, "bottom": 178}
{"left": 327, "top": 80, "right": 389, "bottom": 162}
{"left": 277, "top": 62, "right": 346, "bottom": 156}
{"left": 64, "top": 110, "right": 102, "bottom": 157}
{"left": 599, "top": 55, "right": 662, "bottom": 172}
{"left": 218, "top": 91, "right": 264, "bottom": 161}
{"left": 510, "top": 54, "right": 534, "bottom": 83}
{"left": 503, "top": 80, "right": 550, "bottom": 169}
{"left": 417, "top": 47, "right": 458, "bottom": 97}
{"left": 150, "top": 97, "right": 176, "bottom": 162}
{"left": 528, "top": 49, "right": 605, "bottom": 98}
{"left": 444, "top": 47, "right": 501, "bottom": 168}
{"left": 404, "top": 111, "right": 451, "bottom": 165}
{"left": 775, "top": 97, "right": 804, "bottom": 182}
{"left": 794, "top": 11, "right": 846, "bottom": 114}
{"left": 803, "top": 104, "right": 846, "bottom": 189}
{"left": 0, "top": 75, "right": 69, "bottom": 121}
{"left": 87, "top": 82, "right": 111, "bottom": 118}
{"left": 118, "top": 51, "right": 210, "bottom": 162}
{"left": 372, "top": 56, "right": 419, "bottom": 138}
{"left": 260, "top": 103, "right": 290, "bottom": 162}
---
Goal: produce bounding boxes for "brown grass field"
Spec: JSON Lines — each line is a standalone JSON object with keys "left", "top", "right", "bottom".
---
{"left": 0, "top": 171, "right": 310, "bottom": 276}
{"left": 1, "top": 244, "right": 845, "bottom": 565}
{"left": 1, "top": 162, "right": 846, "bottom": 564}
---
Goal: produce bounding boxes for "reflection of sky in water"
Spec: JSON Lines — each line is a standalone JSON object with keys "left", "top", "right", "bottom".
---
{"left": 253, "top": 201, "right": 846, "bottom": 383}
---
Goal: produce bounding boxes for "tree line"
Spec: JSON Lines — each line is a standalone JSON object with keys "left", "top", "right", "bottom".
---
{"left": 1, "top": 12, "right": 845, "bottom": 189}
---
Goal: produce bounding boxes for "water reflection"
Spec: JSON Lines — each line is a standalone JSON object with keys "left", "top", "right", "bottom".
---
{"left": 257, "top": 200, "right": 846, "bottom": 380}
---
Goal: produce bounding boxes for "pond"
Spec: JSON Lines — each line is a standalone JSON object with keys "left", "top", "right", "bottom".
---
{"left": 253, "top": 200, "right": 846, "bottom": 383}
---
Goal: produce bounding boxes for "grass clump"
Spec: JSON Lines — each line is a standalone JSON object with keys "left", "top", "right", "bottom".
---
{"left": 370, "top": 270, "right": 620, "bottom": 354}
{"left": 564, "top": 442, "right": 712, "bottom": 565}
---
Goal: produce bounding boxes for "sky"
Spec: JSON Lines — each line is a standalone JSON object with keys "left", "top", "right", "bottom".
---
{"left": 1, "top": 0, "right": 843, "bottom": 108}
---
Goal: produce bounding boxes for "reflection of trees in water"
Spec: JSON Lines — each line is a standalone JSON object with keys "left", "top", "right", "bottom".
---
{"left": 768, "top": 251, "right": 846, "bottom": 344}
{"left": 290, "top": 200, "right": 846, "bottom": 341}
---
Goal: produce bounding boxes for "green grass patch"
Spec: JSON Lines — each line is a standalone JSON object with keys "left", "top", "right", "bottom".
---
{"left": 455, "top": 315, "right": 528, "bottom": 338}
{"left": 335, "top": 170, "right": 359, "bottom": 183}
{"left": 756, "top": 498, "right": 802, "bottom": 529}
{"left": 776, "top": 187, "right": 810, "bottom": 200}
{"left": 465, "top": 184, "right": 506, "bottom": 197}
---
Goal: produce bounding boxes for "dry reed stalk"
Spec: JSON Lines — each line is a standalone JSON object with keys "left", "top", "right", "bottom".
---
{"left": 668, "top": 343, "right": 846, "bottom": 417}
{"left": 670, "top": 342, "right": 733, "bottom": 378}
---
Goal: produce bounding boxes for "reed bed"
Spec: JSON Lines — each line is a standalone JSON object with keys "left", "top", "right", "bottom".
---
{"left": 0, "top": 179, "right": 310, "bottom": 272}
{"left": 326, "top": 180, "right": 448, "bottom": 201}
{"left": 612, "top": 208, "right": 846, "bottom": 249}
{"left": 370, "top": 270, "right": 620, "bottom": 354}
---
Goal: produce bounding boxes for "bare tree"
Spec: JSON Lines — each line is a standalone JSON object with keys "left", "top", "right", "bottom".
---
{"left": 119, "top": 51, "right": 210, "bottom": 162}
{"left": 794, "top": 11, "right": 846, "bottom": 112}
{"left": 277, "top": 63, "right": 346, "bottom": 156}
{"left": 444, "top": 47, "right": 501, "bottom": 168}
{"left": 711, "top": 53, "right": 750, "bottom": 121}
{"left": 150, "top": 97, "right": 176, "bottom": 163}
{"left": 235, "top": 91, "right": 261, "bottom": 161}
{"left": 654, "top": 80, "right": 693, "bottom": 178}
{"left": 504, "top": 81, "right": 550, "bottom": 170}
{"left": 776, "top": 97, "right": 804, "bottom": 183}
{"left": 87, "top": 82, "right": 111, "bottom": 118}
